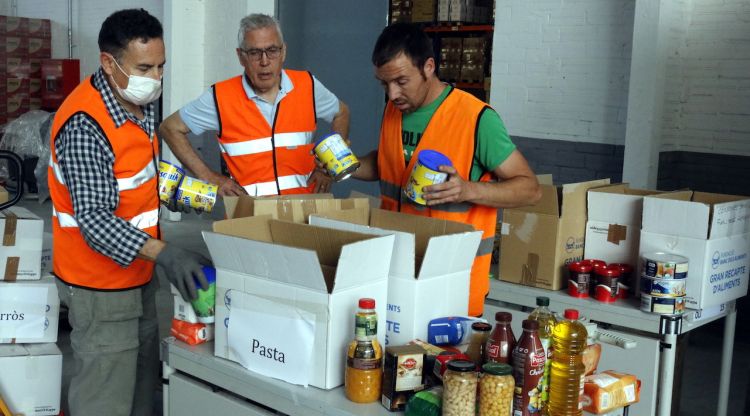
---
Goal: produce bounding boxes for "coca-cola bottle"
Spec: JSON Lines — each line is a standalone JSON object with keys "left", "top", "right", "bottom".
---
{"left": 512, "top": 319, "right": 546, "bottom": 416}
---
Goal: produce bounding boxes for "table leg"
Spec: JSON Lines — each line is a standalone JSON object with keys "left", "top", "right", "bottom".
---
{"left": 717, "top": 307, "right": 737, "bottom": 416}
{"left": 658, "top": 315, "right": 682, "bottom": 416}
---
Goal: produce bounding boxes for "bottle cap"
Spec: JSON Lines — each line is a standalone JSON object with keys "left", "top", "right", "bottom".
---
{"left": 564, "top": 309, "right": 580, "bottom": 320}
{"left": 358, "top": 298, "right": 375, "bottom": 309}
{"left": 482, "top": 362, "right": 512, "bottom": 376}
{"left": 495, "top": 311, "right": 512, "bottom": 323}
{"left": 446, "top": 359, "right": 476, "bottom": 373}
{"left": 471, "top": 322, "right": 492, "bottom": 332}
{"left": 536, "top": 296, "right": 550, "bottom": 307}
{"left": 522, "top": 319, "right": 539, "bottom": 331}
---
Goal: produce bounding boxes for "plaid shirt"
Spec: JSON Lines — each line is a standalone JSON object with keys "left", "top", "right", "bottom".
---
{"left": 54, "top": 68, "right": 156, "bottom": 267}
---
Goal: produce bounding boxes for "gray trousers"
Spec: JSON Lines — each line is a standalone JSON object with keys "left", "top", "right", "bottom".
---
{"left": 56, "top": 277, "right": 159, "bottom": 416}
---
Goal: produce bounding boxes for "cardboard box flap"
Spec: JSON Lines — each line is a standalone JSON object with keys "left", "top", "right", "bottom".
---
{"left": 560, "top": 179, "right": 610, "bottom": 218}
{"left": 225, "top": 194, "right": 369, "bottom": 221}
{"left": 643, "top": 191, "right": 709, "bottom": 238}
{"left": 696, "top": 192, "right": 750, "bottom": 239}
{"left": 417, "top": 231, "right": 482, "bottom": 279}
{"left": 536, "top": 174, "right": 553, "bottom": 185}
{"left": 369, "top": 208, "right": 474, "bottom": 252}
{"left": 587, "top": 183, "right": 662, "bottom": 224}
{"left": 0, "top": 206, "right": 41, "bottom": 220}
{"left": 0, "top": 343, "right": 61, "bottom": 358}
{"left": 332, "top": 233, "right": 395, "bottom": 292}
{"left": 509, "top": 184, "right": 559, "bottom": 216}
{"left": 203, "top": 230, "right": 328, "bottom": 292}
{"left": 311, "top": 207, "right": 371, "bottom": 226}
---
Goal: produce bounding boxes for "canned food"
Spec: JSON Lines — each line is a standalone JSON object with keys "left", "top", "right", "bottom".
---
{"left": 567, "top": 261, "right": 593, "bottom": 298}
{"left": 313, "top": 133, "right": 360, "bottom": 182}
{"left": 610, "top": 263, "right": 633, "bottom": 299}
{"left": 175, "top": 176, "right": 218, "bottom": 213}
{"left": 639, "top": 275, "right": 687, "bottom": 297}
{"left": 158, "top": 160, "right": 185, "bottom": 204}
{"left": 403, "top": 150, "right": 452, "bottom": 205}
{"left": 594, "top": 265, "right": 620, "bottom": 303}
{"left": 641, "top": 252, "right": 689, "bottom": 279}
{"left": 640, "top": 293, "right": 686, "bottom": 315}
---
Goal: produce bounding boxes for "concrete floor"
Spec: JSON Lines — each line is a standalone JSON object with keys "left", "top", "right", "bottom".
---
{"left": 19, "top": 197, "right": 750, "bottom": 416}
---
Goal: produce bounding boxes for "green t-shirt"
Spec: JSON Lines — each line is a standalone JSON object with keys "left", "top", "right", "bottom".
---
{"left": 401, "top": 85, "right": 516, "bottom": 181}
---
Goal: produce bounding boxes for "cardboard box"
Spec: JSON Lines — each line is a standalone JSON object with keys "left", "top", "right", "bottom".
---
{"left": 0, "top": 206, "right": 44, "bottom": 281}
{"left": 7, "top": 76, "right": 29, "bottom": 94}
{"left": 27, "top": 18, "right": 51, "bottom": 39}
{"left": 29, "top": 77, "right": 42, "bottom": 98}
{"left": 7, "top": 92, "right": 30, "bottom": 121}
{"left": 0, "top": 186, "right": 7, "bottom": 204}
{"left": 0, "top": 343, "right": 61, "bottom": 416}
{"left": 0, "top": 276, "right": 59, "bottom": 343}
{"left": 205, "top": 215, "right": 394, "bottom": 389}
{"left": 309, "top": 207, "right": 481, "bottom": 346}
{"left": 0, "top": 36, "right": 25, "bottom": 57}
{"left": 40, "top": 232, "right": 52, "bottom": 275}
{"left": 27, "top": 37, "right": 51, "bottom": 58}
{"left": 584, "top": 184, "right": 662, "bottom": 266}
{"left": 224, "top": 194, "right": 369, "bottom": 222}
{"left": 412, "top": 0, "right": 436, "bottom": 23}
{"left": 0, "top": 16, "right": 28, "bottom": 36}
{"left": 640, "top": 191, "right": 750, "bottom": 309}
{"left": 500, "top": 178, "right": 611, "bottom": 290}
{"left": 5, "top": 57, "right": 30, "bottom": 77}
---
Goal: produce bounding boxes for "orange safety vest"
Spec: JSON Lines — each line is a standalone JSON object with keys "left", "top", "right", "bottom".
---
{"left": 377, "top": 87, "right": 497, "bottom": 317}
{"left": 48, "top": 76, "right": 159, "bottom": 290}
{"left": 213, "top": 70, "right": 317, "bottom": 196}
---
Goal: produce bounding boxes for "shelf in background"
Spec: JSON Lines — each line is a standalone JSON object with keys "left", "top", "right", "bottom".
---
{"left": 423, "top": 24, "right": 493, "bottom": 33}
{"left": 454, "top": 82, "right": 484, "bottom": 89}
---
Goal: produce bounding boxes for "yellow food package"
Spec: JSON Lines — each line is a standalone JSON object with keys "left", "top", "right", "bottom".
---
{"left": 581, "top": 370, "right": 640, "bottom": 414}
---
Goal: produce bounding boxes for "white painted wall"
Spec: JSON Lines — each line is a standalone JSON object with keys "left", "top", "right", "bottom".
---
{"left": 661, "top": 0, "right": 750, "bottom": 156}
{"left": 490, "top": 0, "right": 636, "bottom": 145}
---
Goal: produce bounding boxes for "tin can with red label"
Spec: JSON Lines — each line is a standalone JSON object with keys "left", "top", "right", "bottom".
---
{"left": 567, "top": 261, "right": 593, "bottom": 298}
{"left": 610, "top": 263, "right": 633, "bottom": 299}
{"left": 594, "top": 265, "right": 621, "bottom": 303}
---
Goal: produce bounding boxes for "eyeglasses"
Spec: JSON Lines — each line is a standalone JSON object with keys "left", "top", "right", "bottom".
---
{"left": 240, "top": 45, "right": 283, "bottom": 61}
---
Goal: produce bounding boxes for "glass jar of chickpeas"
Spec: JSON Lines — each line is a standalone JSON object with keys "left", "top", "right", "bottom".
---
{"left": 479, "top": 362, "right": 514, "bottom": 416}
{"left": 442, "top": 359, "right": 478, "bottom": 416}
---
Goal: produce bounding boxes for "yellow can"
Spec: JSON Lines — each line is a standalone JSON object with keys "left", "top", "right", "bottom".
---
{"left": 313, "top": 133, "right": 360, "bottom": 181}
{"left": 158, "top": 160, "right": 185, "bottom": 204}
{"left": 175, "top": 176, "right": 218, "bottom": 213}
{"left": 403, "top": 150, "right": 452, "bottom": 205}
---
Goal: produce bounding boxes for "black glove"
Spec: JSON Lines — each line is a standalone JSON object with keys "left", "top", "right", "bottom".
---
{"left": 165, "top": 198, "right": 193, "bottom": 214}
{"left": 155, "top": 244, "right": 211, "bottom": 301}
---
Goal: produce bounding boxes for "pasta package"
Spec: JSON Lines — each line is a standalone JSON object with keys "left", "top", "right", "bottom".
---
{"left": 582, "top": 370, "right": 640, "bottom": 414}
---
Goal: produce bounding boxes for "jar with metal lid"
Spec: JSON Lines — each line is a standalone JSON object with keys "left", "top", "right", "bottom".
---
{"left": 479, "top": 362, "right": 514, "bottom": 416}
{"left": 442, "top": 359, "right": 478, "bottom": 416}
{"left": 465, "top": 321, "right": 492, "bottom": 365}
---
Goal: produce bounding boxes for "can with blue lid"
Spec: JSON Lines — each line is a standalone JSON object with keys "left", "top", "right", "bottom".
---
{"left": 313, "top": 133, "right": 360, "bottom": 182}
{"left": 404, "top": 150, "right": 452, "bottom": 205}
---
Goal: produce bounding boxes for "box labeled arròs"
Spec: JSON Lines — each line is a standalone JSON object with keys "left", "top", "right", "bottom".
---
{"left": 381, "top": 344, "right": 426, "bottom": 411}
{"left": 0, "top": 276, "right": 59, "bottom": 343}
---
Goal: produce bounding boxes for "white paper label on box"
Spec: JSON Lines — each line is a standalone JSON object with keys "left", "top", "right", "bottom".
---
{"left": 227, "top": 292, "right": 315, "bottom": 386}
{"left": 0, "top": 286, "right": 47, "bottom": 339}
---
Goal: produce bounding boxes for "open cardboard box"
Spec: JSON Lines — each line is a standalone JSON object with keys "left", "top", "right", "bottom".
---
{"left": 223, "top": 193, "right": 368, "bottom": 222}
{"left": 204, "top": 215, "right": 394, "bottom": 389}
{"left": 584, "top": 184, "right": 664, "bottom": 266}
{"left": 500, "top": 178, "right": 610, "bottom": 290}
{"left": 309, "top": 207, "right": 482, "bottom": 346}
{"left": 640, "top": 191, "right": 750, "bottom": 309}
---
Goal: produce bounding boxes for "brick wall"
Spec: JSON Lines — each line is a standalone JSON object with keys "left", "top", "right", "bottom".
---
{"left": 658, "top": 151, "right": 750, "bottom": 196}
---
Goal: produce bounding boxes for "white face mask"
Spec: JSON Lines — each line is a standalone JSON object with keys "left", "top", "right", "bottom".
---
{"left": 109, "top": 56, "right": 162, "bottom": 106}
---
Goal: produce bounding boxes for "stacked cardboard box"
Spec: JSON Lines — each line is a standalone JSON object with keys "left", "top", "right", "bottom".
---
{"left": 391, "top": 0, "right": 413, "bottom": 23}
{"left": 436, "top": 0, "right": 493, "bottom": 24}
{"left": 0, "top": 16, "right": 52, "bottom": 125}
{"left": 438, "top": 37, "right": 462, "bottom": 81}
{"left": 460, "top": 36, "right": 486, "bottom": 82}
{"left": 411, "top": 0, "right": 436, "bottom": 23}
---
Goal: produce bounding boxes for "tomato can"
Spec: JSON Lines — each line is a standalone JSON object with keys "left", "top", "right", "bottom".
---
{"left": 640, "top": 293, "right": 686, "bottom": 315}
{"left": 567, "top": 261, "right": 593, "bottom": 298}
{"left": 610, "top": 263, "right": 633, "bottom": 299}
{"left": 313, "top": 133, "right": 360, "bottom": 182}
{"left": 175, "top": 176, "right": 218, "bottom": 213}
{"left": 594, "top": 265, "right": 621, "bottom": 303}
{"left": 158, "top": 160, "right": 184, "bottom": 204}
{"left": 403, "top": 150, "right": 452, "bottom": 205}
{"left": 641, "top": 252, "right": 689, "bottom": 279}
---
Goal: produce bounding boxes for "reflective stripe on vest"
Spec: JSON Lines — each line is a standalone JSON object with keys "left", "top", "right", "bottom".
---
{"left": 243, "top": 173, "right": 310, "bottom": 196}
{"left": 49, "top": 155, "right": 156, "bottom": 192}
{"left": 54, "top": 207, "right": 159, "bottom": 230}
{"left": 477, "top": 236, "right": 495, "bottom": 256}
{"left": 219, "top": 131, "right": 313, "bottom": 156}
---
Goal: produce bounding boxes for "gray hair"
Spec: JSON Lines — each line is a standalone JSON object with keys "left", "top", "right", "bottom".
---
{"left": 237, "top": 14, "right": 284, "bottom": 49}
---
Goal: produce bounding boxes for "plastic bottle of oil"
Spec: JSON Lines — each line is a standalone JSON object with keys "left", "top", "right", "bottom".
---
{"left": 528, "top": 296, "right": 557, "bottom": 413}
{"left": 548, "top": 309, "right": 587, "bottom": 416}
{"left": 344, "top": 298, "right": 382, "bottom": 403}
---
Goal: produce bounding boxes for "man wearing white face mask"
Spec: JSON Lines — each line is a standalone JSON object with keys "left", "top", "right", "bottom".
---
{"left": 48, "top": 9, "right": 210, "bottom": 416}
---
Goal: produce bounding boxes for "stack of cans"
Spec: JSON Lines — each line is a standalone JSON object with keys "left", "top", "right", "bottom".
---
{"left": 639, "top": 252, "right": 688, "bottom": 315}
{"left": 158, "top": 160, "right": 218, "bottom": 213}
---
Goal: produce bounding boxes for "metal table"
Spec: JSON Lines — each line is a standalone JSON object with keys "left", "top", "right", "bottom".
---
{"left": 160, "top": 337, "right": 392, "bottom": 416}
{"left": 487, "top": 279, "right": 737, "bottom": 416}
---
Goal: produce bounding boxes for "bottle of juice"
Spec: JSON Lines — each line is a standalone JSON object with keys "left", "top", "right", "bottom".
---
{"left": 344, "top": 298, "right": 382, "bottom": 403}
{"left": 512, "top": 319, "right": 546, "bottom": 416}
{"left": 548, "top": 309, "right": 588, "bottom": 416}
{"left": 486, "top": 311, "right": 516, "bottom": 364}
{"left": 528, "top": 296, "right": 557, "bottom": 413}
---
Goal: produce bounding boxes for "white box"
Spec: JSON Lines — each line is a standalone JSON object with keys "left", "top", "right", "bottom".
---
{"left": 204, "top": 215, "right": 394, "bottom": 389}
{"left": 640, "top": 191, "right": 750, "bottom": 309}
{"left": 584, "top": 184, "right": 662, "bottom": 266}
{"left": 40, "top": 232, "right": 53, "bottom": 275}
{"left": 0, "top": 276, "right": 59, "bottom": 343}
{"left": 0, "top": 207, "right": 44, "bottom": 281}
{"left": 309, "top": 208, "right": 481, "bottom": 346}
{"left": 0, "top": 343, "right": 62, "bottom": 415}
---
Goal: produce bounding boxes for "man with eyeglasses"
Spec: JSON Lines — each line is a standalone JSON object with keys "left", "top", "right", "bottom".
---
{"left": 161, "top": 13, "right": 350, "bottom": 197}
